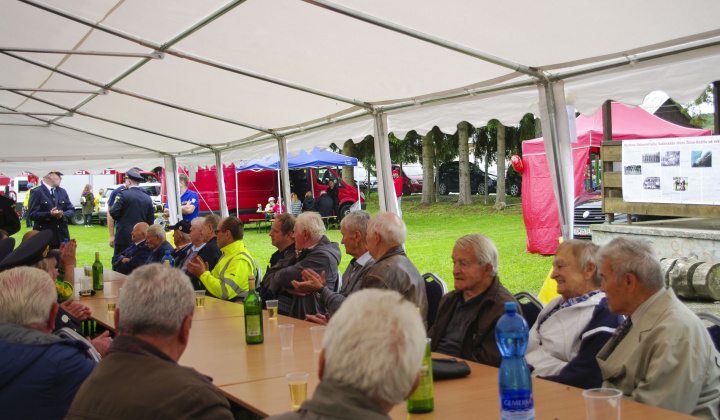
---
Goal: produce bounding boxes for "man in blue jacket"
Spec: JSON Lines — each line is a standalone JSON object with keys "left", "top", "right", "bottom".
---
{"left": 0, "top": 266, "right": 98, "bottom": 419}
{"left": 109, "top": 170, "right": 154, "bottom": 257}
{"left": 28, "top": 171, "right": 75, "bottom": 249}
{"left": 112, "top": 222, "right": 152, "bottom": 275}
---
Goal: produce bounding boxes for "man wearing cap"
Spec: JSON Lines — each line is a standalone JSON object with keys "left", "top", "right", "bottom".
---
{"left": 170, "top": 219, "right": 193, "bottom": 262}
{"left": 392, "top": 169, "right": 403, "bottom": 218}
{"left": 28, "top": 171, "right": 75, "bottom": 249}
{"left": 107, "top": 174, "right": 130, "bottom": 255}
{"left": 265, "top": 197, "right": 276, "bottom": 219}
{"left": 163, "top": 173, "right": 199, "bottom": 222}
{"left": 112, "top": 222, "right": 151, "bottom": 275}
{"left": 109, "top": 170, "right": 155, "bottom": 257}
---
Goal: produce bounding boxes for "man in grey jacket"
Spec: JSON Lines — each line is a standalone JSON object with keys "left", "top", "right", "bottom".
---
{"left": 262, "top": 212, "right": 341, "bottom": 320}
{"left": 267, "top": 289, "right": 426, "bottom": 420}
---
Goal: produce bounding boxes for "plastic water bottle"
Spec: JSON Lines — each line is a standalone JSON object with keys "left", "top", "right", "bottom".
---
{"left": 496, "top": 301, "right": 534, "bottom": 420}
{"left": 161, "top": 250, "right": 174, "bottom": 267}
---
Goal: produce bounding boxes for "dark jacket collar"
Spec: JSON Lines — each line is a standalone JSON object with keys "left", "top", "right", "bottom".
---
{"left": 107, "top": 335, "right": 175, "bottom": 363}
{"left": 375, "top": 245, "right": 405, "bottom": 264}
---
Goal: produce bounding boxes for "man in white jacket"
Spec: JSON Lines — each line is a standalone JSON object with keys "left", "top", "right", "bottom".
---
{"left": 525, "top": 240, "right": 622, "bottom": 389}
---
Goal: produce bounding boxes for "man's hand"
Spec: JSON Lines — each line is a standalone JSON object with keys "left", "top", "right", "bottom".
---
{"left": 120, "top": 257, "right": 130, "bottom": 263}
{"left": 59, "top": 239, "right": 77, "bottom": 270}
{"left": 109, "top": 234, "right": 115, "bottom": 248}
{"left": 291, "top": 269, "right": 326, "bottom": 294}
{"left": 186, "top": 254, "right": 208, "bottom": 277}
{"left": 284, "top": 287, "right": 307, "bottom": 297}
{"left": 305, "top": 313, "right": 328, "bottom": 326}
{"left": 60, "top": 298, "right": 92, "bottom": 321}
{"left": 87, "top": 331, "right": 112, "bottom": 357}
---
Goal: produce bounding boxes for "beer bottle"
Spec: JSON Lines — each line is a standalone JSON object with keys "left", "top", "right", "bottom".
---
{"left": 407, "top": 337, "right": 434, "bottom": 413}
{"left": 244, "top": 275, "right": 264, "bottom": 344}
{"left": 92, "top": 252, "right": 103, "bottom": 291}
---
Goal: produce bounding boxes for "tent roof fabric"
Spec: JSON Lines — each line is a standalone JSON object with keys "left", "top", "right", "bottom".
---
{"left": 1, "top": 0, "right": 719, "bottom": 175}
{"left": 236, "top": 147, "right": 357, "bottom": 171}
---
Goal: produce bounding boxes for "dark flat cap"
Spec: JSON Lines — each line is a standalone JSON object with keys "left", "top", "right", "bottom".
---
{"left": 125, "top": 170, "right": 144, "bottom": 182}
{"left": 0, "top": 230, "right": 53, "bottom": 272}
{"left": 169, "top": 219, "right": 192, "bottom": 234}
{"left": 48, "top": 171, "right": 64, "bottom": 176}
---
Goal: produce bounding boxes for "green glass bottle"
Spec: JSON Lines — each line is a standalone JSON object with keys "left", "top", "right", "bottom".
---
{"left": 92, "top": 251, "right": 103, "bottom": 291}
{"left": 244, "top": 275, "right": 264, "bottom": 344}
{"left": 407, "top": 337, "right": 434, "bottom": 413}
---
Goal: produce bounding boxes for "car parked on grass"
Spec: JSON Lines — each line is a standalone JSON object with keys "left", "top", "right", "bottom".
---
{"left": 98, "top": 183, "right": 162, "bottom": 226}
{"left": 392, "top": 164, "right": 423, "bottom": 196}
{"left": 438, "top": 161, "right": 497, "bottom": 195}
{"left": 573, "top": 185, "right": 628, "bottom": 239}
{"left": 506, "top": 167, "right": 522, "bottom": 197}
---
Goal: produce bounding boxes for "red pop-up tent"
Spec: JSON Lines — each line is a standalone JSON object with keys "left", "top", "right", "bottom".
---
{"left": 521, "top": 102, "right": 711, "bottom": 255}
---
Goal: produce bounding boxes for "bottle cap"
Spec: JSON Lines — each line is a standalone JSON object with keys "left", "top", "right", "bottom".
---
{"left": 504, "top": 301, "right": 517, "bottom": 312}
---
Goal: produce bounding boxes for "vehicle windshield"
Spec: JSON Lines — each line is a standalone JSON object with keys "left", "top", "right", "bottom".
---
{"left": 402, "top": 166, "right": 423, "bottom": 176}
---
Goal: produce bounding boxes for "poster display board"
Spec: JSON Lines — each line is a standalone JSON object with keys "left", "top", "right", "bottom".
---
{"left": 621, "top": 136, "right": 720, "bottom": 205}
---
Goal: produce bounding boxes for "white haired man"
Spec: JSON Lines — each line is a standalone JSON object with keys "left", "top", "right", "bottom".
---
{"left": 144, "top": 224, "right": 174, "bottom": 264}
{"left": 178, "top": 217, "right": 222, "bottom": 290}
{"left": 293, "top": 210, "right": 375, "bottom": 323}
{"left": 360, "top": 212, "right": 427, "bottom": 322}
{"left": 0, "top": 267, "right": 97, "bottom": 418}
{"left": 66, "top": 265, "right": 233, "bottom": 419}
{"left": 428, "top": 233, "right": 517, "bottom": 367}
{"left": 267, "top": 289, "right": 426, "bottom": 420}
{"left": 596, "top": 237, "right": 720, "bottom": 419}
{"left": 525, "top": 240, "right": 622, "bottom": 389}
{"left": 262, "top": 212, "right": 340, "bottom": 319}
{"left": 112, "top": 222, "right": 151, "bottom": 275}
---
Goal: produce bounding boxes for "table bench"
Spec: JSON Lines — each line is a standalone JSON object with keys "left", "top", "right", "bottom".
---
{"left": 320, "top": 215, "right": 337, "bottom": 229}
{"left": 248, "top": 218, "right": 271, "bottom": 233}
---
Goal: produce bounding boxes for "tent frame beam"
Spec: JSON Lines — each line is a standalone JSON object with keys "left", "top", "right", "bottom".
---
{"left": 0, "top": 47, "right": 162, "bottom": 59}
{"left": 0, "top": 87, "right": 108, "bottom": 95}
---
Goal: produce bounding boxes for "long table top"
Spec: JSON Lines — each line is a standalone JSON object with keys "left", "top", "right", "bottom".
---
{"left": 87, "top": 269, "right": 696, "bottom": 419}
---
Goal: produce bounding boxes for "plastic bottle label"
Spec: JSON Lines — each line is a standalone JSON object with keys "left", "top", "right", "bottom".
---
{"left": 246, "top": 315, "right": 261, "bottom": 337}
{"left": 500, "top": 390, "right": 534, "bottom": 420}
{"left": 163, "top": 259, "right": 170, "bottom": 265}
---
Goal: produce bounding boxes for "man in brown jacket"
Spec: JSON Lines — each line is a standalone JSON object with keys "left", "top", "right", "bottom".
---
{"left": 428, "top": 234, "right": 518, "bottom": 367}
{"left": 65, "top": 264, "right": 232, "bottom": 420}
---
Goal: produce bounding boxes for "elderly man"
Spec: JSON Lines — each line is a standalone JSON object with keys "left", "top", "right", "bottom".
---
{"left": 361, "top": 212, "right": 427, "bottom": 321}
{"left": 258, "top": 213, "right": 296, "bottom": 302}
{"left": 429, "top": 234, "right": 516, "bottom": 367}
{"left": 186, "top": 216, "right": 257, "bottom": 301}
{"left": 66, "top": 265, "right": 233, "bottom": 419}
{"left": 293, "top": 210, "right": 375, "bottom": 321}
{"left": 596, "top": 237, "right": 720, "bottom": 418}
{"left": 109, "top": 170, "right": 155, "bottom": 257}
{"left": 0, "top": 267, "right": 98, "bottom": 419}
{"left": 170, "top": 219, "right": 193, "bottom": 264}
{"left": 163, "top": 173, "right": 200, "bottom": 222}
{"left": 145, "top": 224, "right": 174, "bottom": 264}
{"left": 179, "top": 217, "right": 221, "bottom": 290}
{"left": 111, "top": 222, "right": 151, "bottom": 275}
{"left": 267, "top": 289, "right": 426, "bottom": 420}
{"left": 28, "top": 171, "right": 75, "bottom": 249}
{"left": 525, "top": 240, "right": 622, "bottom": 389}
{"left": 263, "top": 212, "right": 340, "bottom": 319}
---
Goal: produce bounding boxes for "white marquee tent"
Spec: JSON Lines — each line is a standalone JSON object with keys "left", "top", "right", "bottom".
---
{"left": 2, "top": 0, "right": 720, "bottom": 233}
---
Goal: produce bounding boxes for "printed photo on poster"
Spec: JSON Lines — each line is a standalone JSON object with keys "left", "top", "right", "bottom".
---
{"left": 624, "top": 165, "right": 642, "bottom": 175}
{"left": 691, "top": 151, "right": 712, "bottom": 168}
{"left": 643, "top": 152, "right": 660, "bottom": 163}
{"left": 673, "top": 177, "right": 688, "bottom": 191}
{"left": 661, "top": 151, "right": 680, "bottom": 166}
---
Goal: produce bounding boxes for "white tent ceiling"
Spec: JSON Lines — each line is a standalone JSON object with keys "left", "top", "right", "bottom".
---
{"left": 1, "top": 0, "right": 719, "bottom": 178}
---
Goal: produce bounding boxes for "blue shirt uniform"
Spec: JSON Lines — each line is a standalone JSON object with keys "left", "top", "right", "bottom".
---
{"left": 165, "top": 189, "right": 199, "bottom": 221}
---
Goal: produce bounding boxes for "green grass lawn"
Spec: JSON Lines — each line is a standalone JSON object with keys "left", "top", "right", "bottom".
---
{"left": 11, "top": 195, "right": 553, "bottom": 295}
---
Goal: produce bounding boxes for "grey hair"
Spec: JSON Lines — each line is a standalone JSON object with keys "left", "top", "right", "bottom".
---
{"left": 177, "top": 231, "right": 191, "bottom": 242}
{"left": 367, "top": 212, "right": 406, "bottom": 245}
{"left": 323, "top": 289, "right": 426, "bottom": 406}
{"left": 341, "top": 210, "right": 371, "bottom": 241}
{"left": 203, "top": 214, "right": 221, "bottom": 231}
{"left": 146, "top": 224, "right": 166, "bottom": 241}
{"left": 191, "top": 217, "right": 205, "bottom": 229}
{"left": 597, "top": 237, "right": 663, "bottom": 292}
{"left": 556, "top": 240, "right": 601, "bottom": 287}
{"left": 116, "top": 264, "right": 195, "bottom": 336}
{"left": 0, "top": 267, "right": 56, "bottom": 328}
{"left": 455, "top": 234, "right": 499, "bottom": 277}
{"left": 295, "top": 212, "right": 325, "bottom": 242}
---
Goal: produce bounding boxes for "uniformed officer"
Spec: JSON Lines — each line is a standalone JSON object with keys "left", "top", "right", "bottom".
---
{"left": 0, "top": 194, "right": 20, "bottom": 236}
{"left": 109, "top": 170, "right": 154, "bottom": 257}
{"left": 27, "top": 171, "right": 75, "bottom": 249}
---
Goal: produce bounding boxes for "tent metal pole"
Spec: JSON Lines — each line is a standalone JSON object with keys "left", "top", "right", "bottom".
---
{"left": 2, "top": 52, "right": 273, "bottom": 136}
{"left": 235, "top": 164, "right": 239, "bottom": 218}
{"left": 372, "top": 111, "right": 397, "bottom": 214}
{"left": 164, "top": 156, "right": 181, "bottom": 226}
{"left": 215, "top": 151, "right": 229, "bottom": 218}
{"left": 542, "top": 83, "right": 572, "bottom": 241}
{"left": 303, "top": 0, "right": 543, "bottom": 79}
{"left": 714, "top": 81, "right": 720, "bottom": 135}
{"left": 6, "top": 88, "right": 211, "bottom": 149}
{"left": 277, "top": 136, "right": 292, "bottom": 214}
{"left": 0, "top": 47, "right": 161, "bottom": 58}
{"left": 602, "top": 101, "right": 613, "bottom": 142}
{"left": 0, "top": 87, "right": 106, "bottom": 95}
{"left": 0, "top": 111, "right": 70, "bottom": 116}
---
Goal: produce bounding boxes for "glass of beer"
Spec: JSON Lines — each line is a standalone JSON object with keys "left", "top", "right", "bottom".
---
{"left": 286, "top": 372, "right": 309, "bottom": 411}
{"left": 106, "top": 296, "right": 118, "bottom": 312}
{"left": 195, "top": 290, "right": 206, "bottom": 307}
{"left": 267, "top": 300, "right": 278, "bottom": 319}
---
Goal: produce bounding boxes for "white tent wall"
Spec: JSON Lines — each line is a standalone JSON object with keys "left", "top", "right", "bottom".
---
{"left": 2, "top": 0, "right": 720, "bottom": 232}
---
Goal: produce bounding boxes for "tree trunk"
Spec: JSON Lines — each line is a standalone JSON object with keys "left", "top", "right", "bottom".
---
{"left": 496, "top": 123, "right": 506, "bottom": 205}
{"left": 457, "top": 122, "right": 473, "bottom": 206}
{"left": 421, "top": 131, "right": 435, "bottom": 204}
{"left": 341, "top": 140, "right": 356, "bottom": 187}
{"left": 484, "top": 149, "right": 489, "bottom": 204}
